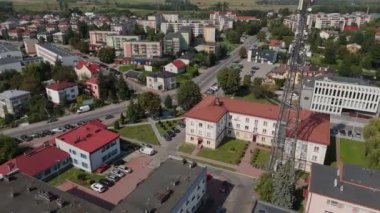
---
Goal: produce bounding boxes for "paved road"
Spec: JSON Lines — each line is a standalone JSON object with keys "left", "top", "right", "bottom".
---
{"left": 2, "top": 102, "right": 129, "bottom": 138}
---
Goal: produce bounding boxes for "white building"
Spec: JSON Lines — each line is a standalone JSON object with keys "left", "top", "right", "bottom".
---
{"left": 146, "top": 71, "right": 177, "bottom": 91}
{"left": 164, "top": 59, "right": 187, "bottom": 74}
{"left": 55, "top": 121, "right": 121, "bottom": 172}
{"left": 301, "top": 76, "right": 380, "bottom": 115}
{"left": 0, "top": 89, "right": 30, "bottom": 118}
{"left": 105, "top": 35, "right": 140, "bottom": 56}
{"left": 45, "top": 82, "right": 79, "bottom": 105}
{"left": 35, "top": 43, "right": 79, "bottom": 66}
{"left": 74, "top": 60, "right": 100, "bottom": 80}
{"left": 184, "top": 97, "right": 330, "bottom": 172}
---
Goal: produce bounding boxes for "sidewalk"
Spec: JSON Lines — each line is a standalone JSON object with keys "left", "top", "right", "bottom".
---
{"left": 179, "top": 152, "right": 237, "bottom": 171}
{"left": 335, "top": 137, "right": 343, "bottom": 168}
{"left": 237, "top": 142, "right": 264, "bottom": 178}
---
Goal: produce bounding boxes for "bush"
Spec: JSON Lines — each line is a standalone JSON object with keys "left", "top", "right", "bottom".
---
{"left": 77, "top": 173, "right": 87, "bottom": 181}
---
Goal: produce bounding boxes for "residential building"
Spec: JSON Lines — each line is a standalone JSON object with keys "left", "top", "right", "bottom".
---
{"left": 236, "top": 16, "right": 259, "bottom": 22}
{"left": 105, "top": 35, "right": 140, "bottom": 56}
{"left": 36, "top": 32, "right": 52, "bottom": 43}
{"left": 21, "top": 56, "right": 43, "bottom": 66}
{"left": 194, "top": 43, "right": 217, "bottom": 54}
{"left": 247, "top": 47, "right": 277, "bottom": 64}
{"left": 36, "top": 43, "right": 79, "bottom": 66}
{"left": 319, "top": 30, "right": 339, "bottom": 39}
{"left": 203, "top": 26, "right": 216, "bottom": 43}
{"left": 124, "top": 70, "right": 144, "bottom": 82}
{"left": 74, "top": 60, "right": 100, "bottom": 80}
{"left": 146, "top": 71, "right": 176, "bottom": 91}
{"left": 252, "top": 200, "right": 297, "bottom": 213}
{"left": 23, "top": 39, "right": 38, "bottom": 55}
{"left": 89, "top": 31, "right": 118, "bottom": 49}
{"left": 86, "top": 77, "right": 100, "bottom": 99}
{"left": 55, "top": 121, "right": 121, "bottom": 172}
{"left": 0, "top": 172, "right": 108, "bottom": 213}
{"left": 0, "top": 89, "right": 30, "bottom": 118}
{"left": 113, "top": 158, "right": 207, "bottom": 213}
{"left": 313, "top": 12, "right": 372, "bottom": 31}
{"left": 300, "top": 76, "right": 380, "bottom": 115}
{"left": 305, "top": 163, "right": 380, "bottom": 213}
{"left": 0, "top": 144, "right": 71, "bottom": 181}
{"left": 268, "top": 39, "right": 285, "bottom": 51}
{"left": 164, "top": 59, "right": 187, "bottom": 74}
{"left": 52, "top": 31, "right": 66, "bottom": 43}
{"left": 123, "top": 41, "right": 162, "bottom": 59}
{"left": 0, "top": 42, "right": 22, "bottom": 58}
{"left": 184, "top": 97, "right": 330, "bottom": 172}
{"left": 0, "top": 57, "right": 22, "bottom": 72}
{"left": 45, "top": 82, "right": 79, "bottom": 105}
{"left": 163, "top": 27, "right": 191, "bottom": 56}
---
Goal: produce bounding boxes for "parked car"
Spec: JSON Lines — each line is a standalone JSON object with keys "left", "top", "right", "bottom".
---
{"left": 171, "top": 127, "right": 180, "bottom": 133}
{"left": 95, "top": 164, "right": 110, "bottom": 173}
{"left": 20, "top": 135, "right": 33, "bottom": 142}
{"left": 205, "top": 89, "right": 215, "bottom": 95}
{"left": 219, "top": 181, "right": 229, "bottom": 193}
{"left": 99, "top": 178, "right": 114, "bottom": 187}
{"left": 178, "top": 122, "right": 185, "bottom": 128}
{"left": 111, "top": 168, "right": 125, "bottom": 178}
{"left": 106, "top": 173, "right": 120, "bottom": 182}
{"left": 51, "top": 127, "right": 65, "bottom": 133}
{"left": 47, "top": 117, "right": 58, "bottom": 123}
{"left": 355, "top": 132, "right": 362, "bottom": 138}
{"left": 90, "top": 183, "right": 106, "bottom": 193}
{"left": 339, "top": 129, "right": 346, "bottom": 135}
{"left": 13, "top": 138, "right": 22, "bottom": 144}
{"left": 105, "top": 114, "right": 114, "bottom": 119}
{"left": 117, "top": 165, "right": 133, "bottom": 174}
{"left": 141, "top": 143, "right": 153, "bottom": 148}
{"left": 64, "top": 124, "right": 74, "bottom": 129}
{"left": 207, "top": 173, "right": 213, "bottom": 181}
{"left": 167, "top": 130, "right": 176, "bottom": 137}
{"left": 139, "top": 146, "right": 155, "bottom": 156}
{"left": 252, "top": 66, "right": 260, "bottom": 70}
{"left": 42, "top": 130, "right": 54, "bottom": 135}
{"left": 163, "top": 133, "right": 172, "bottom": 141}
{"left": 348, "top": 130, "right": 353, "bottom": 137}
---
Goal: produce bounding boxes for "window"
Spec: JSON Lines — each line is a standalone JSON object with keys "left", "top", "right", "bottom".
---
{"left": 312, "top": 155, "right": 317, "bottom": 161}
{"left": 261, "top": 137, "right": 265, "bottom": 142}
{"left": 207, "top": 124, "right": 212, "bottom": 129}
{"left": 191, "top": 121, "right": 194, "bottom": 126}
{"left": 191, "top": 196, "right": 195, "bottom": 201}
{"left": 206, "top": 132, "right": 210, "bottom": 137}
{"left": 199, "top": 123, "right": 203, "bottom": 127}
{"left": 228, "top": 130, "right": 232, "bottom": 134}
{"left": 263, "top": 129, "right": 267, "bottom": 134}
{"left": 82, "top": 162, "right": 88, "bottom": 168}
{"left": 80, "top": 153, "right": 87, "bottom": 159}
{"left": 228, "top": 122, "right": 231, "bottom": 127}
{"left": 245, "top": 126, "right": 249, "bottom": 130}
{"left": 263, "top": 121, "right": 267, "bottom": 126}
{"left": 271, "top": 131, "right": 275, "bottom": 135}
{"left": 254, "top": 120, "right": 258, "bottom": 124}
{"left": 73, "top": 159, "right": 78, "bottom": 164}
{"left": 207, "top": 141, "right": 210, "bottom": 145}
{"left": 190, "top": 129, "right": 194, "bottom": 133}
{"left": 245, "top": 118, "right": 249, "bottom": 123}
{"left": 229, "top": 115, "right": 232, "bottom": 119}
{"left": 314, "top": 146, "right": 319, "bottom": 152}
{"left": 72, "top": 150, "right": 77, "bottom": 155}
{"left": 190, "top": 137, "right": 194, "bottom": 141}
{"left": 236, "top": 124, "right": 240, "bottom": 128}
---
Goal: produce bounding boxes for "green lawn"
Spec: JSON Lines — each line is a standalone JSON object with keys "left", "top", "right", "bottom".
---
{"left": 197, "top": 138, "right": 248, "bottom": 164}
{"left": 155, "top": 119, "right": 180, "bottom": 136}
{"left": 119, "top": 64, "right": 138, "bottom": 72}
{"left": 118, "top": 124, "right": 160, "bottom": 145}
{"left": 231, "top": 88, "right": 272, "bottom": 104}
{"left": 220, "top": 38, "right": 240, "bottom": 53}
{"left": 340, "top": 138, "right": 369, "bottom": 167}
{"left": 48, "top": 168, "right": 103, "bottom": 188}
{"left": 251, "top": 149, "right": 270, "bottom": 168}
{"left": 178, "top": 143, "right": 195, "bottom": 154}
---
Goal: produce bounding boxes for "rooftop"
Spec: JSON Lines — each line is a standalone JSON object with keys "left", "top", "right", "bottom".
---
{"left": 0, "top": 89, "right": 30, "bottom": 99}
{"left": 170, "top": 59, "right": 187, "bottom": 69}
{"left": 124, "top": 70, "right": 144, "bottom": 80}
{"left": 0, "top": 57, "right": 20, "bottom": 65}
{"left": 36, "top": 43, "right": 74, "bottom": 57}
{"left": 0, "top": 144, "right": 69, "bottom": 177}
{"left": 0, "top": 172, "right": 107, "bottom": 213}
{"left": 309, "top": 164, "right": 380, "bottom": 211}
{"left": 56, "top": 122, "right": 119, "bottom": 153}
{"left": 75, "top": 60, "right": 100, "bottom": 74}
{"left": 114, "top": 158, "right": 206, "bottom": 213}
{"left": 0, "top": 42, "right": 19, "bottom": 53}
{"left": 252, "top": 200, "right": 296, "bottom": 213}
{"left": 147, "top": 71, "right": 176, "bottom": 78}
{"left": 46, "top": 82, "right": 77, "bottom": 91}
{"left": 185, "top": 97, "right": 330, "bottom": 145}
{"left": 86, "top": 77, "right": 98, "bottom": 84}
{"left": 303, "top": 76, "right": 375, "bottom": 88}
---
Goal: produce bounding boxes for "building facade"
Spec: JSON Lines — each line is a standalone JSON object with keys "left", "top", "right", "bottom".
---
{"left": 74, "top": 60, "right": 100, "bottom": 80}
{"left": 0, "top": 57, "right": 22, "bottom": 72}
{"left": 163, "top": 28, "right": 191, "bottom": 56}
{"left": 247, "top": 47, "right": 277, "bottom": 64}
{"left": 36, "top": 43, "right": 79, "bottom": 66}
{"left": 164, "top": 59, "right": 187, "bottom": 74}
{"left": 0, "top": 90, "right": 30, "bottom": 118}
{"left": 24, "top": 39, "right": 38, "bottom": 55}
{"left": 85, "top": 77, "right": 100, "bottom": 99}
{"left": 184, "top": 97, "right": 330, "bottom": 172}
{"left": 89, "top": 31, "right": 118, "bottom": 46}
{"left": 105, "top": 35, "right": 140, "bottom": 56}
{"left": 123, "top": 41, "right": 162, "bottom": 59}
{"left": 203, "top": 26, "right": 216, "bottom": 43}
{"left": 45, "top": 82, "right": 79, "bottom": 105}
{"left": 146, "top": 71, "right": 177, "bottom": 91}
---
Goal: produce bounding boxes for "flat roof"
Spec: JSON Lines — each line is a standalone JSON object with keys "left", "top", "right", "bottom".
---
{"left": 0, "top": 57, "right": 20, "bottom": 65}
{"left": 0, "top": 42, "right": 19, "bottom": 53}
{"left": 309, "top": 164, "right": 380, "bottom": 211}
{"left": 303, "top": 76, "right": 375, "bottom": 88}
{"left": 114, "top": 158, "right": 206, "bottom": 213}
{"left": 0, "top": 172, "right": 107, "bottom": 213}
{"left": 0, "top": 89, "right": 29, "bottom": 99}
{"left": 37, "top": 43, "right": 74, "bottom": 57}
{"left": 252, "top": 200, "right": 296, "bottom": 213}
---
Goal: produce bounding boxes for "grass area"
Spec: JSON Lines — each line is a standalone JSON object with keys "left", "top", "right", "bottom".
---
{"left": 197, "top": 138, "right": 248, "bottom": 165}
{"left": 251, "top": 149, "right": 270, "bottom": 168}
{"left": 180, "top": 155, "right": 237, "bottom": 171}
{"left": 178, "top": 143, "right": 195, "bottom": 154}
{"left": 155, "top": 119, "right": 180, "bottom": 136}
{"left": 220, "top": 38, "right": 240, "bottom": 54}
{"left": 118, "top": 124, "right": 160, "bottom": 145}
{"left": 340, "top": 138, "right": 369, "bottom": 167}
{"left": 119, "top": 64, "right": 138, "bottom": 72}
{"left": 231, "top": 87, "right": 272, "bottom": 104}
{"left": 48, "top": 167, "right": 103, "bottom": 188}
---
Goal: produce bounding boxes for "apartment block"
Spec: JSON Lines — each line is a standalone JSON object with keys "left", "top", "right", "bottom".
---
{"left": 105, "top": 35, "right": 140, "bottom": 56}
{"left": 35, "top": 43, "right": 79, "bottom": 66}
{"left": 163, "top": 27, "right": 191, "bottom": 56}
{"left": 0, "top": 42, "right": 22, "bottom": 58}
{"left": 0, "top": 89, "right": 30, "bottom": 118}
{"left": 45, "top": 82, "right": 79, "bottom": 105}
{"left": 89, "top": 30, "right": 118, "bottom": 47}
{"left": 123, "top": 41, "right": 161, "bottom": 59}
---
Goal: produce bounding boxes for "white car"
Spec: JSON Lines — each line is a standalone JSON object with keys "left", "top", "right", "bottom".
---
{"left": 111, "top": 168, "right": 125, "bottom": 177}
{"left": 90, "top": 183, "right": 106, "bottom": 193}
{"left": 51, "top": 127, "right": 65, "bottom": 133}
{"left": 139, "top": 146, "right": 155, "bottom": 155}
{"left": 117, "top": 165, "right": 133, "bottom": 174}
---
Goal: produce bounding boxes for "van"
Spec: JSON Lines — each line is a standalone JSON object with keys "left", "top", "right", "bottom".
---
{"left": 77, "top": 105, "right": 91, "bottom": 113}
{"left": 139, "top": 146, "right": 155, "bottom": 156}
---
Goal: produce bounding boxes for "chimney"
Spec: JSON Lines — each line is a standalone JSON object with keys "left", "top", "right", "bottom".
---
{"left": 340, "top": 185, "right": 344, "bottom": 192}
{"left": 334, "top": 178, "right": 338, "bottom": 187}
{"left": 214, "top": 98, "right": 222, "bottom": 106}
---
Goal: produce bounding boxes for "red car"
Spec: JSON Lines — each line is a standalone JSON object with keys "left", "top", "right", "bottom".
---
{"left": 207, "top": 173, "right": 213, "bottom": 181}
{"left": 95, "top": 164, "right": 110, "bottom": 173}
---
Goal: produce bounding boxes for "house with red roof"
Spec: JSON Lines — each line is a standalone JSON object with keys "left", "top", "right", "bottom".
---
{"left": 0, "top": 144, "right": 71, "bottom": 180}
{"left": 236, "top": 16, "right": 259, "bottom": 22}
{"left": 184, "top": 96, "right": 330, "bottom": 172}
{"left": 85, "top": 77, "right": 100, "bottom": 99}
{"left": 55, "top": 122, "right": 120, "bottom": 172}
{"left": 46, "top": 82, "right": 79, "bottom": 105}
{"left": 74, "top": 60, "right": 101, "bottom": 80}
{"left": 164, "top": 59, "right": 188, "bottom": 74}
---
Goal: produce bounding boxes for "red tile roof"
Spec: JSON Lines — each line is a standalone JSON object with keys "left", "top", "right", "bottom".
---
{"left": 344, "top": 25, "right": 359, "bottom": 31}
{"left": 236, "top": 16, "right": 258, "bottom": 21}
{"left": 171, "top": 60, "right": 186, "bottom": 69}
{"left": 75, "top": 60, "right": 100, "bottom": 74}
{"left": 0, "top": 144, "right": 69, "bottom": 176}
{"left": 56, "top": 122, "right": 119, "bottom": 153}
{"left": 184, "top": 96, "right": 330, "bottom": 145}
{"left": 86, "top": 77, "right": 98, "bottom": 85}
{"left": 268, "top": 39, "right": 283, "bottom": 47}
{"left": 46, "top": 82, "right": 77, "bottom": 91}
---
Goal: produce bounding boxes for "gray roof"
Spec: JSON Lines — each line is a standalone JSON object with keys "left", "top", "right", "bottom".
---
{"left": 164, "top": 32, "right": 181, "bottom": 40}
{"left": 250, "top": 48, "right": 277, "bottom": 63}
{"left": 0, "top": 90, "right": 30, "bottom": 100}
{"left": 124, "top": 70, "right": 144, "bottom": 80}
{"left": 303, "top": 76, "right": 373, "bottom": 88}
{"left": 0, "top": 172, "right": 108, "bottom": 213}
{"left": 0, "top": 57, "right": 20, "bottom": 65}
{"left": 113, "top": 158, "right": 206, "bottom": 213}
{"left": 37, "top": 43, "right": 73, "bottom": 57}
{"left": 0, "top": 43, "right": 19, "bottom": 53}
{"left": 147, "top": 71, "right": 176, "bottom": 78}
{"left": 252, "top": 200, "right": 296, "bottom": 213}
{"left": 310, "top": 164, "right": 380, "bottom": 211}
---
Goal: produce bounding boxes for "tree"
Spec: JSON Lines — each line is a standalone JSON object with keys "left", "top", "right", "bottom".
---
{"left": 132, "top": 24, "right": 146, "bottom": 36}
{"left": 239, "top": 47, "right": 247, "bottom": 59}
{"left": 271, "top": 161, "right": 296, "bottom": 209}
{"left": 255, "top": 173, "right": 273, "bottom": 202}
{"left": 257, "top": 31, "right": 266, "bottom": 42}
{"left": 125, "top": 101, "right": 140, "bottom": 123}
{"left": 138, "top": 92, "right": 161, "bottom": 115}
{"left": 338, "top": 34, "right": 347, "bottom": 45}
{"left": 114, "top": 120, "right": 120, "bottom": 130}
{"left": 164, "top": 95, "right": 173, "bottom": 109}
{"left": 206, "top": 53, "right": 217, "bottom": 67}
{"left": 27, "top": 95, "right": 49, "bottom": 123}
{"left": 186, "top": 64, "right": 199, "bottom": 77}
{"left": 253, "top": 77, "right": 263, "bottom": 87}
{"left": 226, "top": 30, "right": 240, "bottom": 44}
{"left": 323, "top": 40, "right": 337, "bottom": 64}
{"left": 217, "top": 68, "right": 241, "bottom": 94}
{"left": 243, "top": 75, "right": 251, "bottom": 88}
{"left": 120, "top": 113, "right": 126, "bottom": 124}
{"left": 363, "top": 118, "right": 380, "bottom": 169}
{"left": 52, "top": 66, "right": 77, "bottom": 82}
{"left": 98, "top": 47, "right": 116, "bottom": 64}
{"left": 116, "top": 76, "right": 130, "bottom": 101}
{"left": 0, "top": 134, "right": 19, "bottom": 164}
{"left": 177, "top": 81, "right": 202, "bottom": 110}
{"left": 371, "top": 43, "right": 380, "bottom": 69}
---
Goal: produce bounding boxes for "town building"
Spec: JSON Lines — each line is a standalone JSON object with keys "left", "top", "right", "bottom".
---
{"left": 0, "top": 172, "right": 108, "bottom": 212}
{"left": 45, "top": 82, "right": 79, "bottom": 105}
{"left": 194, "top": 43, "right": 217, "bottom": 54}
{"left": 0, "top": 89, "right": 30, "bottom": 118}
{"left": 21, "top": 56, "right": 43, "bottom": 66}
{"left": 0, "top": 144, "right": 71, "bottom": 181}
{"left": 203, "top": 26, "right": 216, "bottom": 43}
{"left": 184, "top": 97, "right": 330, "bottom": 172}
{"left": 319, "top": 30, "right": 339, "bottom": 39}
{"left": 305, "top": 163, "right": 380, "bottom": 213}
{"left": 23, "top": 39, "right": 38, "bottom": 55}
{"left": 105, "top": 35, "right": 140, "bottom": 56}
{"left": 247, "top": 47, "right": 277, "bottom": 64}
{"left": 124, "top": 70, "right": 145, "bottom": 82}
{"left": 89, "top": 30, "right": 118, "bottom": 50}
{"left": 123, "top": 41, "right": 162, "bottom": 59}
{"left": 0, "top": 42, "right": 22, "bottom": 58}
{"left": 74, "top": 60, "right": 100, "bottom": 80}
{"left": 113, "top": 158, "right": 207, "bottom": 213}
{"left": 252, "top": 200, "right": 297, "bottom": 213}
{"left": 312, "top": 12, "right": 372, "bottom": 31}
{"left": 52, "top": 31, "right": 66, "bottom": 43}
{"left": 163, "top": 27, "right": 191, "bottom": 56}
{"left": 85, "top": 77, "right": 100, "bottom": 99}
{"left": 35, "top": 43, "right": 79, "bottom": 66}
{"left": 0, "top": 57, "right": 22, "bottom": 72}
{"left": 55, "top": 121, "right": 121, "bottom": 172}
{"left": 268, "top": 39, "right": 286, "bottom": 51}
{"left": 146, "top": 71, "right": 177, "bottom": 91}
{"left": 300, "top": 76, "right": 380, "bottom": 115}
{"left": 164, "top": 59, "right": 187, "bottom": 74}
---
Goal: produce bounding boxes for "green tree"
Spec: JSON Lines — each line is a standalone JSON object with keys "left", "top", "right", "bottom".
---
{"left": 120, "top": 113, "right": 126, "bottom": 124}
{"left": 125, "top": 101, "right": 140, "bottom": 123}
{"left": 206, "top": 53, "right": 217, "bottom": 67}
{"left": 242, "top": 75, "right": 251, "bottom": 88}
{"left": 217, "top": 68, "right": 241, "bottom": 94}
{"left": 271, "top": 161, "right": 296, "bottom": 209}
{"left": 132, "top": 24, "right": 146, "bottom": 36}
{"left": 253, "top": 77, "right": 263, "bottom": 87}
{"left": 27, "top": 95, "right": 50, "bottom": 123}
{"left": 338, "top": 34, "right": 347, "bottom": 45}
{"left": 255, "top": 173, "right": 273, "bottom": 202}
{"left": 138, "top": 92, "right": 161, "bottom": 115}
{"left": 164, "top": 95, "right": 173, "bottom": 109}
{"left": 257, "top": 31, "right": 266, "bottom": 42}
{"left": 116, "top": 76, "right": 130, "bottom": 101}
{"left": 371, "top": 43, "right": 380, "bottom": 69}
{"left": 52, "top": 66, "right": 77, "bottom": 82}
{"left": 323, "top": 40, "right": 337, "bottom": 64}
{"left": 177, "top": 81, "right": 202, "bottom": 110}
{"left": 98, "top": 47, "right": 116, "bottom": 64}
{"left": 239, "top": 47, "right": 247, "bottom": 59}
{"left": 363, "top": 118, "right": 380, "bottom": 169}
{"left": 114, "top": 120, "right": 120, "bottom": 130}
{"left": 186, "top": 64, "right": 199, "bottom": 77}
{"left": 226, "top": 30, "right": 240, "bottom": 44}
{"left": 0, "top": 134, "right": 19, "bottom": 164}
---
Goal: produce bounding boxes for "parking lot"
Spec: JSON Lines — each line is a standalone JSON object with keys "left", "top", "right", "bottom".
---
{"left": 240, "top": 60, "right": 276, "bottom": 80}
{"left": 330, "top": 125, "right": 364, "bottom": 141}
